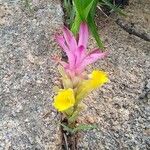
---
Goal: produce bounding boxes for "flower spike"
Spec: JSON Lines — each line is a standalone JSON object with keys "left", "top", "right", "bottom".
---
{"left": 55, "top": 22, "right": 107, "bottom": 76}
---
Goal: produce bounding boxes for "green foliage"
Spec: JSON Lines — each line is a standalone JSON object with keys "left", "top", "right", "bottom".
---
{"left": 61, "top": 123, "right": 97, "bottom": 134}
{"left": 88, "top": 0, "right": 104, "bottom": 48}
{"left": 73, "top": 0, "right": 95, "bottom": 20}
{"left": 63, "top": 0, "right": 75, "bottom": 27}
{"left": 73, "top": 124, "right": 97, "bottom": 133}
{"left": 101, "top": 0, "right": 126, "bottom": 16}
{"left": 61, "top": 123, "right": 74, "bottom": 134}
{"left": 64, "top": 0, "right": 125, "bottom": 49}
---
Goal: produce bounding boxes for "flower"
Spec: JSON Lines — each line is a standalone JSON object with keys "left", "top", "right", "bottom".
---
{"left": 53, "top": 88, "right": 75, "bottom": 112}
{"left": 76, "top": 70, "right": 108, "bottom": 103}
{"left": 55, "top": 22, "right": 107, "bottom": 76}
{"left": 87, "top": 70, "right": 109, "bottom": 89}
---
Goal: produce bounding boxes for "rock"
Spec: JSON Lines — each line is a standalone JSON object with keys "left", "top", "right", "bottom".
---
{"left": 0, "top": 0, "right": 63, "bottom": 149}
{"left": 146, "top": 79, "right": 150, "bottom": 89}
{"left": 77, "top": 0, "right": 150, "bottom": 149}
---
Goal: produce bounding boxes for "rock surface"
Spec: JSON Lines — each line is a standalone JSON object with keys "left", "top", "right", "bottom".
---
{"left": 77, "top": 0, "right": 150, "bottom": 149}
{"left": 0, "top": 0, "right": 63, "bottom": 149}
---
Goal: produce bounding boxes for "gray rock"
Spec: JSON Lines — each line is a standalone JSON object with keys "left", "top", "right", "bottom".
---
{"left": 0, "top": 0, "right": 63, "bottom": 149}
{"left": 146, "top": 80, "right": 150, "bottom": 89}
{"left": 77, "top": 0, "right": 150, "bottom": 149}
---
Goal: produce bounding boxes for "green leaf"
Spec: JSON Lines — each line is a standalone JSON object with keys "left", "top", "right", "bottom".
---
{"left": 68, "top": 111, "right": 79, "bottom": 124}
{"left": 73, "top": 0, "right": 94, "bottom": 13}
{"left": 73, "top": 124, "right": 97, "bottom": 133}
{"left": 73, "top": 0, "right": 95, "bottom": 20}
{"left": 85, "top": 0, "right": 104, "bottom": 49}
{"left": 71, "top": 11, "right": 81, "bottom": 35}
{"left": 61, "top": 123, "right": 97, "bottom": 134}
{"left": 68, "top": 6, "right": 76, "bottom": 27}
{"left": 68, "top": 105, "right": 82, "bottom": 123}
{"left": 100, "top": 0, "right": 126, "bottom": 16}
{"left": 63, "top": 0, "right": 75, "bottom": 27}
{"left": 83, "top": 0, "right": 95, "bottom": 19}
{"left": 87, "top": 13, "right": 104, "bottom": 48}
{"left": 61, "top": 123, "right": 74, "bottom": 134}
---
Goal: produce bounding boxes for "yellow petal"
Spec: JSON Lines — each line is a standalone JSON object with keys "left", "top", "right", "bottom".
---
{"left": 53, "top": 88, "right": 75, "bottom": 112}
{"left": 76, "top": 70, "right": 108, "bottom": 103}
{"left": 88, "top": 70, "right": 109, "bottom": 88}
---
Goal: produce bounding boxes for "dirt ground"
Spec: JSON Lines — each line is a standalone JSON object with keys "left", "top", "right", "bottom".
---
{"left": 0, "top": 0, "right": 150, "bottom": 150}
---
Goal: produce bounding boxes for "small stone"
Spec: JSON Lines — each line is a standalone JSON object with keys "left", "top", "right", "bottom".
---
{"left": 85, "top": 116, "right": 96, "bottom": 124}
{"left": 146, "top": 80, "right": 150, "bottom": 89}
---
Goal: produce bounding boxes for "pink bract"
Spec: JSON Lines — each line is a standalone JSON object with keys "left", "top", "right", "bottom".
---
{"left": 55, "top": 22, "right": 107, "bottom": 77}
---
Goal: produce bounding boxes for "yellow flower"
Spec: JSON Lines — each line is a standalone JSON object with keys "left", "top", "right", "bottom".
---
{"left": 88, "top": 70, "right": 108, "bottom": 88}
{"left": 53, "top": 88, "right": 75, "bottom": 112}
{"left": 76, "top": 70, "right": 108, "bottom": 103}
